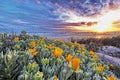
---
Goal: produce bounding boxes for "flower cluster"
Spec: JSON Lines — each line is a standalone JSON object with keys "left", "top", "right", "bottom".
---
{"left": 0, "top": 33, "right": 118, "bottom": 80}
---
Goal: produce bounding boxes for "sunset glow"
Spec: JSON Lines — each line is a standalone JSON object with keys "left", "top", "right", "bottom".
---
{"left": 94, "top": 9, "right": 120, "bottom": 32}
{"left": 0, "top": 0, "right": 120, "bottom": 35}
{"left": 65, "top": 9, "right": 120, "bottom": 33}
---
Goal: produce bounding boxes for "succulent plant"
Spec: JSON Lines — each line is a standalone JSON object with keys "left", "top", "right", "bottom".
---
{"left": 0, "top": 32, "right": 119, "bottom": 80}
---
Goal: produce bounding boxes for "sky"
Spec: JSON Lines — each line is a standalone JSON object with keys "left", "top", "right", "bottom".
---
{"left": 0, "top": 0, "right": 120, "bottom": 34}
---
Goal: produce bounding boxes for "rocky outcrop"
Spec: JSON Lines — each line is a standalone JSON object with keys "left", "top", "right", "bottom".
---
{"left": 98, "top": 46, "right": 120, "bottom": 58}
{"left": 96, "top": 52, "right": 120, "bottom": 67}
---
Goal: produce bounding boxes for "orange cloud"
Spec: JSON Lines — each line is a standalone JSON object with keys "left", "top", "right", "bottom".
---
{"left": 58, "top": 22, "right": 98, "bottom": 27}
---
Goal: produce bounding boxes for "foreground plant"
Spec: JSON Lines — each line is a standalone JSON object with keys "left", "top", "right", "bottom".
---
{"left": 0, "top": 32, "right": 119, "bottom": 80}
{"left": 0, "top": 50, "right": 31, "bottom": 80}
{"left": 18, "top": 62, "right": 43, "bottom": 80}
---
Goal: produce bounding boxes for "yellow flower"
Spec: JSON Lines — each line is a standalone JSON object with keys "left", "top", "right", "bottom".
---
{"left": 109, "top": 64, "right": 114, "bottom": 67}
{"left": 30, "top": 41, "right": 36, "bottom": 47}
{"left": 48, "top": 44, "right": 54, "bottom": 48}
{"left": 66, "top": 54, "right": 72, "bottom": 62}
{"left": 89, "top": 51, "right": 95, "bottom": 55}
{"left": 29, "top": 48, "right": 38, "bottom": 56}
{"left": 93, "top": 54, "right": 99, "bottom": 60}
{"left": 71, "top": 45, "right": 75, "bottom": 49}
{"left": 74, "top": 41, "right": 80, "bottom": 46}
{"left": 53, "top": 47, "right": 63, "bottom": 58}
{"left": 106, "top": 75, "right": 117, "bottom": 80}
{"left": 48, "top": 44, "right": 52, "bottom": 47}
{"left": 54, "top": 75, "right": 59, "bottom": 80}
{"left": 14, "top": 37, "right": 19, "bottom": 42}
{"left": 78, "top": 48, "right": 81, "bottom": 51}
{"left": 81, "top": 51, "right": 85, "bottom": 56}
{"left": 81, "top": 44, "right": 85, "bottom": 48}
{"left": 72, "top": 57, "right": 80, "bottom": 71}
{"left": 31, "top": 62, "right": 37, "bottom": 71}
{"left": 31, "top": 63, "right": 36, "bottom": 68}
{"left": 97, "top": 65, "right": 104, "bottom": 72}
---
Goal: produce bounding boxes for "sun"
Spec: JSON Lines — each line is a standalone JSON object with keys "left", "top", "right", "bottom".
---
{"left": 92, "top": 9, "right": 120, "bottom": 33}
{"left": 94, "top": 21, "right": 112, "bottom": 33}
{"left": 64, "top": 9, "right": 120, "bottom": 32}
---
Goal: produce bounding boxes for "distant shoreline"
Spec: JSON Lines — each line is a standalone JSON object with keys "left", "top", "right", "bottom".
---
{"left": 0, "top": 31, "right": 120, "bottom": 40}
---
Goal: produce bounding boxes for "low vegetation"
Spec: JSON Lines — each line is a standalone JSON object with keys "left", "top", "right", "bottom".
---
{"left": 0, "top": 31, "right": 118, "bottom": 80}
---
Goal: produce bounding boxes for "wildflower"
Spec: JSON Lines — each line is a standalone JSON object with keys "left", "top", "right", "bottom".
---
{"left": 31, "top": 63, "right": 36, "bottom": 68}
{"left": 29, "top": 48, "right": 38, "bottom": 56}
{"left": 97, "top": 65, "right": 104, "bottom": 72}
{"left": 54, "top": 75, "right": 59, "bottom": 80}
{"left": 72, "top": 57, "right": 80, "bottom": 71}
{"left": 93, "top": 54, "right": 99, "bottom": 60}
{"left": 89, "top": 51, "right": 95, "bottom": 55}
{"left": 74, "top": 41, "right": 80, "bottom": 46}
{"left": 106, "top": 75, "right": 117, "bottom": 80}
{"left": 48, "top": 44, "right": 54, "bottom": 48}
{"left": 78, "top": 48, "right": 81, "bottom": 51}
{"left": 30, "top": 62, "right": 37, "bottom": 71}
{"left": 81, "top": 44, "right": 85, "bottom": 48}
{"left": 14, "top": 37, "right": 19, "bottom": 42}
{"left": 53, "top": 47, "right": 63, "bottom": 58}
{"left": 48, "top": 44, "right": 52, "bottom": 48}
{"left": 71, "top": 45, "right": 75, "bottom": 49}
{"left": 81, "top": 51, "right": 85, "bottom": 56}
{"left": 30, "top": 41, "right": 36, "bottom": 47}
{"left": 109, "top": 64, "right": 114, "bottom": 67}
{"left": 66, "top": 54, "right": 72, "bottom": 62}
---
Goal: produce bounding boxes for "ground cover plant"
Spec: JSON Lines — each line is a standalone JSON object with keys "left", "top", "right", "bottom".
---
{"left": 0, "top": 32, "right": 118, "bottom": 80}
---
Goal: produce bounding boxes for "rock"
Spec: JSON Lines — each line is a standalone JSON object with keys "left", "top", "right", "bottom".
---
{"left": 98, "top": 46, "right": 120, "bottom": 58}
{"left": 96, "top": 52, "right": 120, "bottom": 67}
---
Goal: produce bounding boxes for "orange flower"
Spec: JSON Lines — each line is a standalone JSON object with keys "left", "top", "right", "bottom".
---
{"left": 93, "top": 54, "right": 99, "bottom": 60}
{"left": 30, "top": 41, "right": 36, "bottom": 47}
{"left": 71, "top": 45, "right": 75, "bottom": 49}
{"left": 53, "top": 47, "right": 63, "bottom": 58}
{"left": 89, "top": 51, "right": 95, "bottom": 55}
{"left": 14, "top": 37, "right": 19, "bottom": 42}
{"left": 97, "top": 65, "right": 104, "bottom": 72}
{"left": 109, "top": 64, "right": 114, "bottom": 67}
{"left": 66, "top": 54, "right": 72, "bottom": 62}
{"left": 29, "top": 48, "right": 38, "bottom": 56}
{"left": 72, "top": 57, "right": 80, "bottom": 71}
{"left": 106, "top": 75, "right": 117, "bottom": 80}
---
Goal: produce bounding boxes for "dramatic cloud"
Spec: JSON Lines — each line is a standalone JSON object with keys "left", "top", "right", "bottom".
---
{"left": 0, "top": 0, "right": 120, "bottom": 33}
